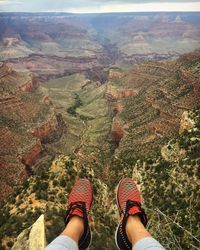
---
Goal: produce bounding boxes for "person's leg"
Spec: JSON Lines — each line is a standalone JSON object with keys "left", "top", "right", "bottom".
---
{"left": 126, "top": 215, "right": 165, "bottom": 250}
{"left": 115, "top": 178, "right": 165, "bottom": 250}
{"left": 126, "top": 215, "right": 150, "bottom": 245}
{"left": 61, "top": 216, "right": 84, "bottom": 243}
{"left": 45, "top": 179, "right": 93, "bottom": 250}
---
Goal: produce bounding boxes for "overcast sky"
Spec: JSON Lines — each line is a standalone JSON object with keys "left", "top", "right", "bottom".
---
{"left": 0, "top": 0, "right": 200, "bottom": 13}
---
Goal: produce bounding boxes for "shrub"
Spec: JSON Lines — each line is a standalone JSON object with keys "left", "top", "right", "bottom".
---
{"left": 53, "top": 180, "right": 59, "bottom": 187}
{"left": 59, "top": 178, "right": 66, "bottom": 187}
{"left": 0, "top": 244, "right": 6, "bottom": 250}
{"left": 7, "top": 241, "right": 13, "bottom": 248}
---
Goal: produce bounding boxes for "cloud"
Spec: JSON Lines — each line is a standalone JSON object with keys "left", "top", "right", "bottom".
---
{"left": 0, "top": 0, "right": 200, "bottom": 12}
{"left": 0, "top": 0, "right": 23, "bottom": 6}
{"left": 67, "top": 2, "right": 200, "bottom": 13}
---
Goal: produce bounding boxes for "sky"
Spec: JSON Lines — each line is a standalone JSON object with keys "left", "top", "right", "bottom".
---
{"left": 0, "top": 0, "right": 200, "bottom": 13}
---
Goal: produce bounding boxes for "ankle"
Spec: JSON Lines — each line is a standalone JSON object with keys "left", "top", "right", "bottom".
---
{"left": 126, "top": 215, "right": 150, "bottom": 245}
{"left": 61, "top": 216, "right": 84, "bottom": 243}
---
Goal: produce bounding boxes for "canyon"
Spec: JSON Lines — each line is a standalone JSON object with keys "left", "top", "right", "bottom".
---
{"left": 0, "top": 12, "right": 200, "bottom": 250}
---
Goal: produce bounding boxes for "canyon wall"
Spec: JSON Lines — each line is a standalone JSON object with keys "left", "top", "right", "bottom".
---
{"left": 0, "top": 63, "right": 66, "bottom": 200}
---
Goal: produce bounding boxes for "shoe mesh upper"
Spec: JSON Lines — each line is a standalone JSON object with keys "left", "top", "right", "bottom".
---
{"left": 68, "top": 179, "right": 93, "bottom": 215}
{"left": 117, "top": 178, "right": 141, "bottom": 215}
{"left": 65, "top": 179, "right": 93, "bottom": 250}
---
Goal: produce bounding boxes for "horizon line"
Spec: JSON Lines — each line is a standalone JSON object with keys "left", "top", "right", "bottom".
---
{"left": 0, "top": 10, "right": 200, "bottom": 14}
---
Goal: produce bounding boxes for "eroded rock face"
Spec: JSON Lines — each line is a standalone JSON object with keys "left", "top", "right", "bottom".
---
{"left": 0, "top": 62, "right": 14, "bottom": 77}
{"left": 179, "top": 51, "right": 200, "bottom": 64}
{"left": 106, "top": 87, "right": 137, "bottom": 101}
{"left": 12, "top": 215, "right": 47, "bottom": 250}
{"left": 109, "top": 69, "right": 124, "bottom": 80}
{"left": 117, "top": 89, "right": 137, "bottom": 99}
{"left": 31, "top": 115, "right": 63, "bottom": 143}
{"left": 111, "top": 120, "right": 124, "bottom": 144}
{"left": 20, "top": 75, "right": 39, "bottom": 92}
{"left": 0, "top": 64, "right": 66, "bottom": 200}
{"left": 21, "top": 142, "right": 44, "bottom": 167}
{"left": 179, "top": 111, "right": 195, "bottom": 134}
{"left": 113, "top": 102, "right": 123, "bottom": 114}
{"left": 7, "top": 55, "right": 103, "bottom": 83}
{"left": 43, "top": 96, "right": 52, "bottom": 105}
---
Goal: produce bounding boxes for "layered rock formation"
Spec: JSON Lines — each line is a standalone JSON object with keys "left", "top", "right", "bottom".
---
{"left": 0, "top": 63, "right": 66, "bottom": 200}
{"left": 106, "top": 52, "right": 200, "bottom": 159}
{"left": 1, "top": 12, "right": 200, "bottom": 78}
{"left": 31, "top": 114, "right": 63, "bottom": 143}
{"left": 7, "top": 55, "right": 104, "bottom": 83}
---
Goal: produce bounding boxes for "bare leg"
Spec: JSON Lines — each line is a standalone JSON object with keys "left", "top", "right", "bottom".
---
{"left": 61, "top": 216, "right": 84, "bottom": 243}
{"left": 126, "top": 215, "right": 151, "bottom": 246}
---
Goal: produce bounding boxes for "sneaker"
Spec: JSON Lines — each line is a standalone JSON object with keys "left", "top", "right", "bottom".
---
{"left": 115, "top": 178, "right": 148, "bottom": 250}
{"left": 64, "top": 179, "right": 93, "bottom": 250}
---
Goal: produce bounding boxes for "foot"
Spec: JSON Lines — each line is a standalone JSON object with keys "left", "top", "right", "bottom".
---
{"left": 65, "top": 178, "right": 93, "bottom": 250}
{"left": 115, "top": 178, "right": 148, "bottom": 250}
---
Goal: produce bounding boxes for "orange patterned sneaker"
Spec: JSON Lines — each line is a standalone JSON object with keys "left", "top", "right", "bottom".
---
{"left": 115, "top": 178, "right": 148, "bottom": 250}
{"left": 64, "top": 179, "right": 93, "bottom": 250}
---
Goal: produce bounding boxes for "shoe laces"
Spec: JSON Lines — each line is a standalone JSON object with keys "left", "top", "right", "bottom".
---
{"left": 65, "top": 201, "right": 87, "bottom": 225}
{"left": 125, "top": 200, "right": 142, "bottom": 214}
{"left": 125, "top": 200, "right": 147, "bottom": 226}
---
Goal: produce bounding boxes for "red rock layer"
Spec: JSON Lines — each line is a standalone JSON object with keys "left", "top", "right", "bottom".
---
{"left": 111, "top": 121, "right": 124, "bottom": 144}
{"left": 0, "top": 63, "right": 64, "bottom": 200}
{"left": 21, "top": 143, "right": 43, "bottom": 167}
{"left": 31, "top": 115, "right": 60, "bottom": 143}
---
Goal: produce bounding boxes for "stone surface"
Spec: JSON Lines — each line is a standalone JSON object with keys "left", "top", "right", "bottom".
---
{"left": 179, "top": 111, "right": 195, "bottom": 134}
{"left": 29, "top": 215, "right": 47, "bottom": 250}
{"left": 11, "top": 228, "right": 29, "bottom": 250}
{"left": 11, "top": 215, "right": 47, "bottom": 250}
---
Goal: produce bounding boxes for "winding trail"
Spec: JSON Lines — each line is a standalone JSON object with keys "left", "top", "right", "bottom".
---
{"left": 74, "top": 118, "right": 88, "bottom": 154}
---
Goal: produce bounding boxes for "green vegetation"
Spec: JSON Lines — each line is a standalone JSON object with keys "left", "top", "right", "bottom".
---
{"left": 0, "top": 52, "right": 200, "bottom": 250}
{"left": 67, "top": 94, "right": 83, "bottom": 116}
{"left": 2, "top": 104, "right": 199, "bottom": 249}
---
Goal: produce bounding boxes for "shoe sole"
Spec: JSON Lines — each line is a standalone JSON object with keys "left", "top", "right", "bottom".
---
{"left": 87, "top": 184, "right": 94, "bottom": 250}
{"left": 115, "top": 179, "right": 124, "bottom": 250}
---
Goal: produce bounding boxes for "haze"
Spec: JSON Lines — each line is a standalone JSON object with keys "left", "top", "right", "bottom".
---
{"left": 0, "top": 0, "right": 200, "bottom": 12}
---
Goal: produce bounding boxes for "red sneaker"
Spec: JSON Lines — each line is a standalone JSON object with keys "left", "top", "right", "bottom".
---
{"left": 115, "top": 178, "right": 148, "bottom": 249}
{"left": 65, "top": 179, "right": 93, "bottom": 250}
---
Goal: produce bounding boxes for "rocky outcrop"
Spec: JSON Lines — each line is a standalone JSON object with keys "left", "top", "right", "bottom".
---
{"left": 106, "top": 87, "right": 137, "bottom": 101}
{"left": 0, "top": 62, "right": 14, "bottom": 78}
{"left": 179, "top": 51, "right": 200, "bottom": 64}
{"left": 43, "top": 96, "right": 52, "bottom": 105}
{"left": 31, "top": 114, "right": 65, "bottom": 143}
{"left": 109, "top": 69, "right": 124, "bottom": 80}
{"left": 20, "top": 75, "right": 39, "bottom": 92}
{"left": 113, "top": 102, "right": 123, "bottom": 114}
{"left": 11, "top": 215, "right": 47, "bottom": 250}
{"left": 111, "top": 120, "right": 124, "bottom": 144}
{"left": 3, "top": 37, "right": 21, "bottom": 47}
{"left": 179, "top": 111, "right": 195, "bottom": 133}
{"left": 21, "top": 142, "right": 44, "bottom": 167}
{"left": 117, "top": 89, "right": 137, "bottom": 99}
